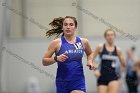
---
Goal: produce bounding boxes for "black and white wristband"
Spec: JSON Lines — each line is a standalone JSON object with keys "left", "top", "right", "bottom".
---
{"left": 54, "top": 56, "right": 57, "bottom": 62}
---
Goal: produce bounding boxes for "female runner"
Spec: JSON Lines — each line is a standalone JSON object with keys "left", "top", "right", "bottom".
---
{"left": 42, "top": 16, "right": 96, "bottom": 93}
{"left": 93, "top": 29, "right": 126, "bottom": 93}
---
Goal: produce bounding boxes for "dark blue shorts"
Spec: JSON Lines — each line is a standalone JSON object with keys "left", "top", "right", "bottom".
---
{"left": 56, "top": 79, "right": 86, "bottom": 93}
{"left": 97, "top": 74, "right": 119, "bottom": 86}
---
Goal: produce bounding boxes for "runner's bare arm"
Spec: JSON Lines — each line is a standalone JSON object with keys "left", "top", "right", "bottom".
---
{"left": 81, "top": 38, "right": 96, "bottom": 70}
{"left": 117, "top": 47, "right": 126, "bottom": 67}
{"left": 42, "top": 39, "right": 58, "bottom": 66}
{"left": 93, "top": 44, "right": 103, "bottom": 61}
{"left": 82, "top": 38, "right": 93, "bottom": 61}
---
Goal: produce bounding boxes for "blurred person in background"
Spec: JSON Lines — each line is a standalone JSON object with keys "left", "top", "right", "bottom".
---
{"left": 92, "top": 29, "right": 126, "bottom": 93}
{"left": 134, "top": 59, "right": 140, "bottom": 84}
{"left": 125, "top": 46, "right": 138, "bottom": 93}
{"left": 134, "top": 59, "right": 140, "bottom": 93}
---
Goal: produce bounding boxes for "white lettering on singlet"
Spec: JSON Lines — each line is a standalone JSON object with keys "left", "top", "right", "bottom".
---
{"left": 102, "top": 54, "right": 118, "bottom": 61}
{"left": 65, "top": 42, "right": 83, "bottom": 54}
{"left": 66, "top": 49, "right": 83, "bottom": 54}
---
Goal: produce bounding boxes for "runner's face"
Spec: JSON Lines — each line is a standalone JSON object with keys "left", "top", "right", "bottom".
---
{"left": 105, "top": 31, "right": 115, "bottom": 44}
{"left": 62, "top": 18, "right": 77, "bottom": 36}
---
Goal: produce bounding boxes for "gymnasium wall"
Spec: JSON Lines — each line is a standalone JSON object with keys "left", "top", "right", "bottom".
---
{"left": 0, "top": 0, "right": 140, "bottom": 93}
{"left": 1, "top": 38, "right": 139, "bottom": 93}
